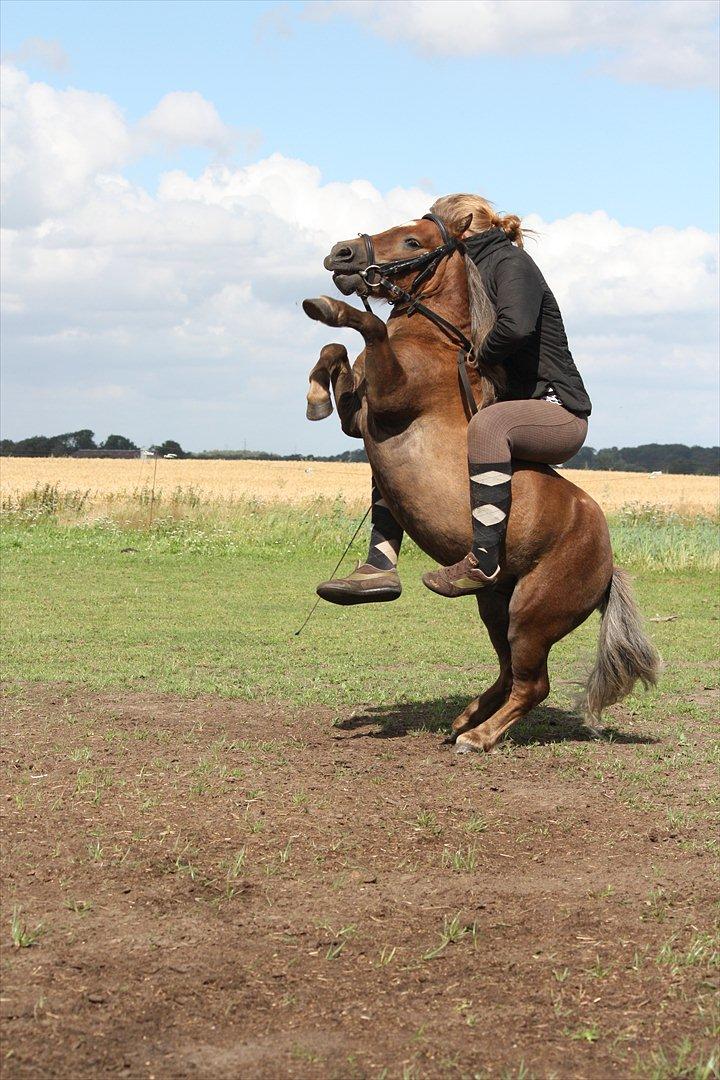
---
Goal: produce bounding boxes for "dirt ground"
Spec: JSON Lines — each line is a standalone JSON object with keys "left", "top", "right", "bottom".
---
{"left": 1, "top": 684, "right": 717, "bottom": 1079}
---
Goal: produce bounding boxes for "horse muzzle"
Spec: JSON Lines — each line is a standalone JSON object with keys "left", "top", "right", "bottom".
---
{"left": 332, "top": 271, "right": 369, "bottom": 296}
{"left": 323, "top": 239, "right": 368, "bottom": 274}
{"left": 324, "top": 239, "right": 372, "bottom": 297}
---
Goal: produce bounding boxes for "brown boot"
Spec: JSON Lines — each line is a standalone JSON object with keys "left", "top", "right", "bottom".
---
{"left": 316, "top": 563, "right": 402, "bottom": 606}
{"left": 422, "top": 551, "right": 499, "bottom": 598}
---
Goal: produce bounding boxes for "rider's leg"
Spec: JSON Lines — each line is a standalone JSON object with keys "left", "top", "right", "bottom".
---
{"left": 366, "top": 479, "right": 404, "bottom": 570}
{"left": 423, "top": 400, "right": 588, "bottom": 597}
{"left": 315, "top": 478, "right": 403, "bottom": 606}
{"left": 469, "top": 401, "right": 587, "bottom": 574}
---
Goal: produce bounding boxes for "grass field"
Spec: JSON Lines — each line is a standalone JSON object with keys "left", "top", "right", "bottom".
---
{"left": 1, "top": 469, "right": 718, "bottom": 1078}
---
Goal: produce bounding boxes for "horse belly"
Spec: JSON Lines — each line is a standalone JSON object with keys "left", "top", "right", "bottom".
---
{"left": 363, "top": 417, "right": 473, "bottom": 564}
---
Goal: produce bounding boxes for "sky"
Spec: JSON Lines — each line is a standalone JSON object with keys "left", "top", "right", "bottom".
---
{"left": 1, "top": 0, "right": 718, "bottom": 454}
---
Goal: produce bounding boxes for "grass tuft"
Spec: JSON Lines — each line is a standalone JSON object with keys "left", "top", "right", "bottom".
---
{"left": 10, "top": 906, "right": 44, "bottom": 948}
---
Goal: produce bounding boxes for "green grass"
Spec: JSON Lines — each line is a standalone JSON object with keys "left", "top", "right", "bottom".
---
{"left": 0, "top": 502, "right": 718, "bottom": 718}
{"left": 10, "top": 906, "right": 43, "bottom": 948}
{"left": 3, "top": 485, "right": 719, "bottom": 568}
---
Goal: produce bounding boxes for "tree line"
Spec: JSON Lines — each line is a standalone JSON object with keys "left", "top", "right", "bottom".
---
{"left": 0, "top": 430, "right": 185, "bottom": 458}
{"left": 1, "top": 431, "right": 717, "bottom": 474}
{"left": 565, "top": 444, "right": 719, "bottom": 475}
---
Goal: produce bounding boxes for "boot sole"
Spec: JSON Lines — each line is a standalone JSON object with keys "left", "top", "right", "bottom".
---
{"left": 316, "top": 585, "right": 402, "bottom": 606}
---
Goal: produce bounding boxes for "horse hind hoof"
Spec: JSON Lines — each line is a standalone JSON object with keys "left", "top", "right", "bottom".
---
{"left": 306, "top": 399, "right": 334, "bottom": 421}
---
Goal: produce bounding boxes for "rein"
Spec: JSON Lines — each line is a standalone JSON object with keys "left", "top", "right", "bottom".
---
{"left": 358, "top": 213, "right": 478, "bottom": 416}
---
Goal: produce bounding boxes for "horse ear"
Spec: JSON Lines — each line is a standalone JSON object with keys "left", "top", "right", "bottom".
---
{"left": 455, "top": 213, "right": 473, "bottom": 236}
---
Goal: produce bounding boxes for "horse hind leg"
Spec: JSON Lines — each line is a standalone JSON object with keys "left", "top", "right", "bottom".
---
{"left": 455, "top": 561, "right": 600, "bottom": 754}
{"left": 451, "top": 587, "right": 513, "bottom": 740}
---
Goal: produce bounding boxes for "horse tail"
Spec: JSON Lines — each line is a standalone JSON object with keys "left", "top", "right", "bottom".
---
{"left": 579, "top": 567, "right": 662, "bottom": 727}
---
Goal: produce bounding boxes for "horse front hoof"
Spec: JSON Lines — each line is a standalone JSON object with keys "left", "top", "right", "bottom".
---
{"left": 306, "top": 399, "right": 334, "bottom": 421}
{"left": 302, "top": 297, "right": 340, "bottom": 326}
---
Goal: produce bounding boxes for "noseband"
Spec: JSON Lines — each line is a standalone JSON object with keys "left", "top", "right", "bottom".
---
{"left": 357, "top": 213, "right": 478, "bottom": 416}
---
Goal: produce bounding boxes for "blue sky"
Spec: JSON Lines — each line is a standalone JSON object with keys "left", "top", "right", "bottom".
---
{"left": 1, "top": 0, "right": 718, "bottom": 452}
{"left": 4, "top": 0, "right": 717, "bottom": 229}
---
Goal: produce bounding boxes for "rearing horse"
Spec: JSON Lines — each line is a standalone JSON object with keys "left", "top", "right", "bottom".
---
{"left": 303, "top": 213, "right": 659, "bottom": 752}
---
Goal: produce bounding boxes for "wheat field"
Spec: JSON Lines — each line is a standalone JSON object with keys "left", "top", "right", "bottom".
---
{"left": 1, "top": 456, "right": 718, "bottom": 514}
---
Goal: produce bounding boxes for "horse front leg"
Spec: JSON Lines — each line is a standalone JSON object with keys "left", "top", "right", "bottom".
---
{"left": 303, "top": 296, "right": 408, "bottom": 415}
{"left": 303, "top": 296, "right": 386, "bottom": 343}
{"left": 307, "top": 343, "right": 362, "bottom": 437}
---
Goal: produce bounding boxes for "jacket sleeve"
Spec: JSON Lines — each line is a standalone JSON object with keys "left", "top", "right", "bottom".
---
{"left": 476, "top": 253, "right": 544, "bottom": 368}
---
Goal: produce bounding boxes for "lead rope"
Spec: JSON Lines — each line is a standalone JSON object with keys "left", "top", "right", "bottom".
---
{"left": 293, "top": 505, "right": 372, "bottom": 637}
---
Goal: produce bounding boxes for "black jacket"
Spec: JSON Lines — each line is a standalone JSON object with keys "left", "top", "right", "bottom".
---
{"left": 465, "top": 228, "right": 592, "bottom": 417}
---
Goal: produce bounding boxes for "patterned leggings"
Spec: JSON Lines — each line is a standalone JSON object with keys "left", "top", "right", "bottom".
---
{"left": 366, "top": 399, "right": 587, "bottom": 574}
{"left": 467, "top": 399, "right": 588, "bottom": 573}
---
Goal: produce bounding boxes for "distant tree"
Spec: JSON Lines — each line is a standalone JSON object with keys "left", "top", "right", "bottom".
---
{"left": 6, "top": 435, "right": 54, "bottom": 456}
{"left": 332, "top": 448, "right": 369, "bottom": 463}
{"left": 152, "top": 439, "right": 186, "bottom": 458}
{"left": 101, "top": 434, "right": 138, "bottom": 451}
{"left": 52, "top": 430, "right": 97, "bottom": 454}
{"left": 563, "top": 446, "right": 596, "bottom": 469}
{"left": 0, "top": 431, "right": 97, "bottom": 456}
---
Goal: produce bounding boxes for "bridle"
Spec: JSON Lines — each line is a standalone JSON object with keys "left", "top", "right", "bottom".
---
{"left": 356, "top": 213, "right": 478, "bottom": 416}
{"left": 359, "top": 213, "right": 458, "bottom": 299}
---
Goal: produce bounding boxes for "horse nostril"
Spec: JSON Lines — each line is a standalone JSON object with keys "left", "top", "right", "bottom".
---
{"left": 335, "top": 246, "right": 354, "bottom": 261}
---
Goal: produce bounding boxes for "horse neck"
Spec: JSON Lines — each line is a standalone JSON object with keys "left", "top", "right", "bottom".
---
{"left": 383, "top": 251, "right": 483, "bottom": 413}
{"left": 405, "top": 250, "right": 471, "bottom": 341}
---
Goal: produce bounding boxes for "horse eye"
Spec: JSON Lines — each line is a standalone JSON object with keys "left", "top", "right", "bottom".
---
{"left": 405, "top": 238, "right": 421, "bottom": 249}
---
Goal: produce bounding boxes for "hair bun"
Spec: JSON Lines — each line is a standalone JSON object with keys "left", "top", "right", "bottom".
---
{"left": 500, "top": 214, "right": 523, "bottom": 245}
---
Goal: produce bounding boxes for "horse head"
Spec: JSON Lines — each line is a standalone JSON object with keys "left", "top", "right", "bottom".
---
{"left": 323, "top": 212, "right": 472, "bottom": 301}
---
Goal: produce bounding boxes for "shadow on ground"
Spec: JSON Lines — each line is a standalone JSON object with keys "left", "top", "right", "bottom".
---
{"left": 336, "top": 698, "right": 659, "bottom": 746}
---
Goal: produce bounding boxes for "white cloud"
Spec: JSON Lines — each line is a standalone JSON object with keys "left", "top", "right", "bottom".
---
{"left": 524, "top": 211, "right": 717, "bottom": 320}
{"left": 135, "top": 91, "right": 238, "bottom": 156}
{"left": 1, "top": 63, "right": 717, "bottom": 451}
{"left": 313, "top": 0, "right": 719, "bottom": 89}
{"left": 4, "top": 36, "right": 69, "bottom": 72}
{"left": 0, "top": 66, "right": 249, "bottom": 228}
{"left": 157, "top": 154, "right": 430, "bottom": 241}
{"left": 0, "top": 65, "right": 131, "bottom": 227}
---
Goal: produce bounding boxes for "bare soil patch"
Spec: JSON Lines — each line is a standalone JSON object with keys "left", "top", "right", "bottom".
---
{"left": 1, "top": 685, "right": 717, "bottom": 1078}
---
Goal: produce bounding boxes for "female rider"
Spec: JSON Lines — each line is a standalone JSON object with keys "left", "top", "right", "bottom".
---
{"left": 317, "top": 193, "right": 592, "bottom": 603}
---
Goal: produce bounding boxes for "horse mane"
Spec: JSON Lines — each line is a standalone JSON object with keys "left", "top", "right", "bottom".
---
{"left": 463, "top": 252, "right": 507, "bottom": 408}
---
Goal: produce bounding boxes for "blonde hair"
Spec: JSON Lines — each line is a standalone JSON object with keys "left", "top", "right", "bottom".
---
{"left": 429, "top": 193, "right": 525, "bottom": 247}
